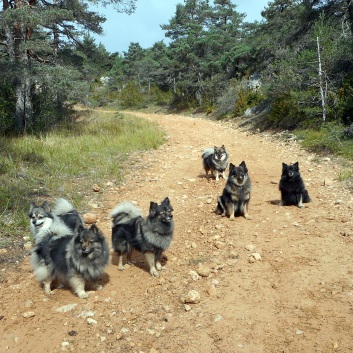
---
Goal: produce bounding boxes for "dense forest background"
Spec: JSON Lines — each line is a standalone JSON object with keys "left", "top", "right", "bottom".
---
{"left": 1, "top": 0, "right": 353, "bottom": 141}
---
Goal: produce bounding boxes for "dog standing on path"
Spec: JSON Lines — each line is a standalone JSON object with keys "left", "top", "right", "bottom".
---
{"left": 31, "top": 223, "right": 110, "bottom": 298}
{"left": 110, "top": 197, "right": 174, "bottom": 277}
{"left": 202, "top": 145, "right": 229, "bottom": 181}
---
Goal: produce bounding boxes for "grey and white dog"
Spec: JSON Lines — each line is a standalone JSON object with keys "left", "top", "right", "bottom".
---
{"left": 29, "top": 198, "right": 84, "bottom": 242}
{"left": 28, "top": 201, "right": 53, "bottom": 239}
{"left": 110, "top": 197, "right": 174, "bottom": 277}
{"left": 31, "top": 223, "right": 110, "bottom": 298}
{"left": 202, "top": 145, "right": 229, "bottom": 181}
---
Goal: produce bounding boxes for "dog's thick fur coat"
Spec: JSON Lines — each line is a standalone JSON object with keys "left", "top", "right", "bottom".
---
{"left": 29, "top": 198, "right": 84, "bottom": 241}
{"left": 110, "top": 197, "right": 174, "bottom": 277}
{"left": 279, "top": 162, "right": 311, "bottom": 208}
{"left": 31, "top": 224, "right": 109, "bottom": 298}
{"left": 216, "top": 161, "right": 252, "bottom": 220}
{"left": 202, "top": 145, "right": 229, "bottom": 181}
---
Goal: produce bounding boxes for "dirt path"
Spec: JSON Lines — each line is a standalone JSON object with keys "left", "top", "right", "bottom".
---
{"left": 1, "top": 112, "right": 353, "bottom": 353}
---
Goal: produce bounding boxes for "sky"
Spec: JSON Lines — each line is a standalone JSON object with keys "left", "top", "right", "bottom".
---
{"left": 92, "top": 0, "right": 270, "bottom": 54}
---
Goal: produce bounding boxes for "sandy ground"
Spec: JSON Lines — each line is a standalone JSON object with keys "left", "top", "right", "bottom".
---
{"left": 1, "top": 112, "right": 353, "bottom": 353}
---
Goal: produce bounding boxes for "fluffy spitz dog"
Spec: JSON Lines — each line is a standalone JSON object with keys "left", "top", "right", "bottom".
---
{"left": 110, "top": 197, "right": 174, "bottom": 277}
{"left": 216, "top": 161, "right": 252, "bottom": 220}
{"left": 202, "top": 145, "right": 229, "bottom": 181}
{"left": 31, "top": 223, "right": 110, "bottom": 298}
{"left": 28, "top": 201, "right": 53, "bottom": 238}
{"left": 29, "top": 198, "right": 84, "bottom": 240}
{"left": 279, "top": 162, "right": 311, "bottom": 208}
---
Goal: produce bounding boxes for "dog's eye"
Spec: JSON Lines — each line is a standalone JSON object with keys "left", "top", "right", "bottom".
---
{"left": 38, "top": 215, "right": 43, "bottom": 219}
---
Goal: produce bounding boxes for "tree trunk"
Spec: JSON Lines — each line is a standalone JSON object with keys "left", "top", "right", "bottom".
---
{"left": 317, "top": 36, "right": 326, "bottom": 122}
{"left": 14, "top": 23, "right": 34, "bottom": 133}
{"left": 3, "top": 1, "right": 34, "bottom": 133}
{"left": 14, "top": 71, "right": 33, "bottom": 133}
{"left": 347, "top": 0, "right": 353, "bottom": 34}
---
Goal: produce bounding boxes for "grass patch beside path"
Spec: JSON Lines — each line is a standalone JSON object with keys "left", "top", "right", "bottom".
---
{"left": 0, "top": 109, "right": 166, "bottom": 265}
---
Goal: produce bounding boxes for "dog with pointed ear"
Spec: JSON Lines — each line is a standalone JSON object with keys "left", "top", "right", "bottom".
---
{"left": 110, "top": 197, "right": 174, "bottom": 276}
{"left": 279, "top": 161, "right": 311, "bottom": 208}
{"left": 216, "top": 160, "right": 252, "bottom": 220}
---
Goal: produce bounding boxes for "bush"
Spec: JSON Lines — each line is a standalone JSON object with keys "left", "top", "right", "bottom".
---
{"left": 146, "top": 85, "right": 173, "bottom": 106}
{"left": 215, "top": 79, "right": 263, "bottom": 119}
{"left": 298, "top": 121, "right": 353, "bottom": 159}
{"left": 119, "top": 81, "right": 145, "bottom": 108}
{"left": 267, "top": 92, "right": 301, "bottom": 129}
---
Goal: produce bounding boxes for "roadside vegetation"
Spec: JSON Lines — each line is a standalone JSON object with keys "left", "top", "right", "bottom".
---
{"left": 0, "top": 109, "right": 165, "bottom": 243}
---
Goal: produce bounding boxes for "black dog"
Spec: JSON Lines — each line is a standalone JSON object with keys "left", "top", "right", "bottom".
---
{"left": 279, "top": 162, "right": 311, "bottom": 208}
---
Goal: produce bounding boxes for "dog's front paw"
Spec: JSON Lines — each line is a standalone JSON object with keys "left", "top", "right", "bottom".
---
{"left": 77, "top": 291, "right": 89, "bottom": 299}
{"left": 150, "top": 267, "right": 159, "bottom": 277}
{"left": 156, "top": 263, "right": 166, "bottom": 271}
{"left": 298, "top": 204, "right": 304, "bottom": 208}
{"left": 95, "top": 284, "right": 103, "bottom": 291}
{"left": 244, "top": 214, "right": 252, "bottom": 220}
{"left": 44, "top": 283, "right": 54, "bottom": 295}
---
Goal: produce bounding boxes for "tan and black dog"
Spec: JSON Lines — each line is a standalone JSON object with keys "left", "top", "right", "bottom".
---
{"left": 216, "top": 161, "right": 251, "bottom": 220}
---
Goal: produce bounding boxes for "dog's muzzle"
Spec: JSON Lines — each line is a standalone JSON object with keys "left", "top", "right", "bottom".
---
{"left": 32, "top": 220, "right": 43, "bottom": 227}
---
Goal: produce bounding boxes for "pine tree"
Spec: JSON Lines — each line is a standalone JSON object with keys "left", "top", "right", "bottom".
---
{"left": 0, "top": 0, "right": 136, "bottom": 133}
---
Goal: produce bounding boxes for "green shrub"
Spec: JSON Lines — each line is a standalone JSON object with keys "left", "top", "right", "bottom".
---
{"left": 298, "top": 121, "right": 353, "bottom": 159}
{"left": 268, "top": 92, "right": 301, "bottom": 129}
{"left": 146, "top": 85, "right": 173, "bottom": 106}
{"left": 119, "top": 81, "right": 145, "bottom": 108}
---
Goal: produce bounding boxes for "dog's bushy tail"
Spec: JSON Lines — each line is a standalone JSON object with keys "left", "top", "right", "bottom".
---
{"left": 52, "top": 198, "right": 85, "bottom": 229}
{"left": 35, "top": 218, "right": 74, "bottom": 244}
{"left": 202, "top": 148, "right": 214, "bottom": 160}
{"left": 110, "top": 202, "right": 142, "bottom": 226}
{"left": 303, "top": 190, "right": 311, "bottom": 203}
{"left": 215, "top": 196, "right": 225, "bottom": 215}
{"left": 52, "top": 198, "right": 76, "bottom": 216}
